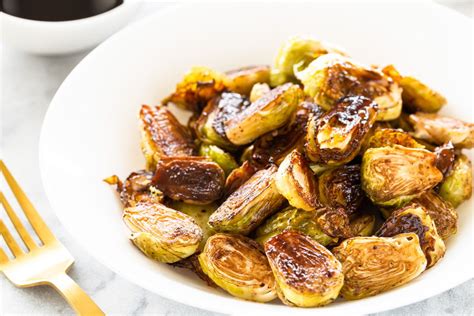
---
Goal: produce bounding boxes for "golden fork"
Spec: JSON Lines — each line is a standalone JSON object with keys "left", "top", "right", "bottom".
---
{"left": 0, "top": 161, "right": 104, "bottom": 315}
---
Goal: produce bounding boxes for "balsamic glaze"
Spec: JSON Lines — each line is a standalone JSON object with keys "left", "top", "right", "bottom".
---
{"left": 1, "top": 0, "right": 123, "bottom": 21}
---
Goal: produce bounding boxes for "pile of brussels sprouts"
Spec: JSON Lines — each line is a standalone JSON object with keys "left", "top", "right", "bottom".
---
{"left": 106, "top": 36, "right": 473, "bottom": 307}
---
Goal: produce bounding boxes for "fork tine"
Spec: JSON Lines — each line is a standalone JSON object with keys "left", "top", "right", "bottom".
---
{"left": 0, "top": 219, "right": 24, "bottom": 257}
{"left": 0, "top": 161, "right": 55, "bottom": 244}
{"left": 0, "top": 192, "right": 38, "bottom": 250}
{"left": 0, "top": 247, "right": 8, "bottom": 265}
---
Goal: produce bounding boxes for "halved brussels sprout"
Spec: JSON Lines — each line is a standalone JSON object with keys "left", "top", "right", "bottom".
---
{"left": 224, "top": 83, "right": 304, "bottom": 145}
{"left": 251, "top": 101, "right": 324, "bottom": 167}
{"left": 123, "top": 203, "right": 203, "bottom": 263}
{"left": 199, "top": 144, "right": 238, "bottom": 176}
{"left": 275, "top": 150, "right": 321, "bottom": 211}
{"left": 270, "top": 36, "right": 346, "bottom": 86}
{"left": 162, "top": 66, "right": 226, "bottom": 113}
{"left": 195, "top": 92, "right": 250, "bottom": 151}
{"left": 332, "top": 233, "right": 427, "bottom": 300}
{"left": 223, "top": 160, "right": 258, "bottom": 198}
{"left": 152, "top": 156, "right": 225, "bottom": 204}
{"left": 249, "top": 83, "right": 271, "bottom": 103}
{"left": 208, "top": 165, "right": 285, "bottom": 234}
{"left": 224, "top": 65, "right": 270, "bottom": 95}
{"left": 199, "top": 233, "right": 277, "bottom": 302}
{"left": 438, "top": 154, "right": 473, "bottom": 207}
{"left": 104, "top": 170, "right": 163, "bottom": 207}
{"left": 318, "top": 164, "right": 364, "bottom": 216}
{"left": 413, "top": 191, "right": 458, "bottom": 240}
{"left": 255, "top": 207, "right": 337, "bottom": 246}
{"left": 360, "top": 128, "right": 425, "bottom": 154}
{"left": 264, "top": 230, "right": 344, "bottom": 307}
{"left": 377, "top": 203, "right": 446, "bottom": 268}
{"left": 382, "top": 65, "right": 446, "bottom": 113}
{"left": 139, "top": 105, "right": 195, "bottom": 170}
{"left": 361, "top": 145, "right": 443, "bottom": 207}
{"left": 296, "top": 53, "right": 402, "bottom": 121}
{"left": 317, "top": 207, "right": 353, "bottom": 239}
{"left": 408, "top": 112, "right": 474, "bottom": 148}
{"left": 305, "top": 96, "right": 378, "bottom": 167}
{"left": 434, "top": 142, "right": 455, "bottom": 176}
{"left": 349, "top": 212, "right": 376, "bottom": 237}
{"left": 167, "top": 201, "right": 217, "bottom": 250}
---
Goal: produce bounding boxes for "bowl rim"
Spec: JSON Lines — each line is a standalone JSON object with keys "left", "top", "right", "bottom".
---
{"left": 38, "top": 2, "right": 473, "bottom": 315}
{"left": 0, "top": 0, "right": 141, "bottom": 26}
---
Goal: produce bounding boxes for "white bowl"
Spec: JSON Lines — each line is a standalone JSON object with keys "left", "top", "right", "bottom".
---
{"left": 39, "top": 3, "right": 473, "bottom": 315}
{"left": 0, "top": 0, "right": 141, "bottom": 55}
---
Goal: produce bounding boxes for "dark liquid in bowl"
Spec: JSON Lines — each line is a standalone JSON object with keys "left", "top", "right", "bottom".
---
{"left": 1, "top": 0, "right": 124, "bottom": 21}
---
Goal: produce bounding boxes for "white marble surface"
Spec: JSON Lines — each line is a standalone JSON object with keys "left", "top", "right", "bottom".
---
{"left": 1, "top": 2, "right": 473, "bottom": 315}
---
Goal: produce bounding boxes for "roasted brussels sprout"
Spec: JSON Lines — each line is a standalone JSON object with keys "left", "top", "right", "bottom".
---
{"left": 360, "top": 128, "right": 425, "bottom": 154}
{"left": 152, "top": 156, "right": 225, "bottom": 204}
{"left": 224, "top": 83, "right": 303, "bottom": 145}
{"left": 332, "top": 233, "right": 427, "bottom": 300}
{"left": 249, "top": 83, "right": 271, "bottom": 103}
{"left": 270, "top": 36, "right": 346, "bottom": 86}
{"left": 139, "top": 105, "right": 195, "bottom": 170}
{"left": 264, "top": 230, "right": 344, "bottom": 307}
{"left": 438, "top": 154, "right": 473, "bottom": 207}
{"left": 123, "top": 203, "right": 203, "bottom": 263}
{"left": 199, "top": 233, "right": 277, "bottom": 302}
{"left": 377, "top": 203, "right": 446, "bottom": 268}
{"left": 251, "top": 101, "right": 324, "bottom": 167}
{"left": 408, "top": 112, "right": 474, "bottom": 148}
{"left": 199, "top": 144, "right": 238, "bottom": 176}
{"left": 382, "top": 65, "right": 446, "bottom": 113}
{"left": 223, "top": 160, "right": 258, "bottom": 197}
{"left": 434, "top": 142, "right": 455, "bottom": 176}
{"left": 413, "top": 191, "right": 458, "bottom": 240}
{"left": 349, "top": 212, "right": 376, "bottom": 237}
{"left": 167, "top": 201, "right": 217, "bottom": 250}
{"left": 162, "top": 66, "right": 226, "bottom": 113}
{"left": 305, "top": 96, "right": 378, "bottom": 167}
{"left": 318, "top": 164, "right": 364, "bottom": 216}
{"left": 296, "top": 53, "right": 402, "bottom": 121}
{"left": 275, "top": 150, "right": 321, "bottom": 211}
{"left": 224, "top": 65, "right": 270, "bottom": 95}
{"left": 208, "top": 165, "right": 285, "bottom": 234}
{"left": 195, "top": 92, "right": 250, "bottom": 151}
{"left": 104, "top": 170, "right": 163, "bottom": 207}
{"left": 361, "top": 145, "right": 443, "bottom": 207}
{"left": 255, "top": 207, "right": 337, "bottom": 246}
{"left": 317, "top": 207, "right": 353, "bottom": 239}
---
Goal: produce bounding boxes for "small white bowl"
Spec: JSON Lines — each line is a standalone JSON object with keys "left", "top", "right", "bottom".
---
{"left": 0, "top": 0, "right": 141, "bottom": 55}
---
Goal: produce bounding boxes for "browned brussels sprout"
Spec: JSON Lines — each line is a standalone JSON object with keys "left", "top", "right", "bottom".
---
{"left": 152, "top": 156, "right": 225, "bottom": 204}
{"left": 264, "top": 230, "right": 344, "bottom": 307}
{"left": 296, "top": 54, "right": 402, "bottom": 121}
{"left": 360, "top": 128, "right": 425, "bottom": 154}
{"left": 275, "top": 150, "right": 321, "bottom": 211}
{"left": 199, "top": 233, "right": 277, "bottom": 302}
{"left": 413, "top": 191, "right": 458, "bottom": 240}
{"left": 434, "top": 142, "right": 456, "bottom": 176}
{"left": 224, "top": 83, "right": 303, "bottom": 145}
{"left": 305, "top": 96, "right": 378, "bottom": 167}
{"left": 104, "top": 170, "right": 163, "bottom": 207}
{"left": 198, "top": 144, "right": 238, "bottom": 176}
{"left": 223, "top": 160, "right": 258, "bottom": 198}
{"left": 139, "top": 105, "right": 195, "bottom": 170}
{"left": 317, "top": 207, "right": 353, "bottom": 239}
{"left": 408, "top": 112, "right": 474, "bottom": 148}
{"left": 249, "top": 83, "right": 271, "bottom": 103}
{"left": 224, "top": 65, "right": 270, "bottom": 95}
{"left": 162, "top": 66, "right": 226, "bottom": 113}
{"left": 349, "top": 211, "right": 376, "bottom": 237}
{"left": 208, "top": 165, "right": 285, "bottom": 234}
{"left": 255, "top": 207, "right": 337, "bottom": 246}
{"left": 361, "top": 145, "right": 443, "bottom": 207}
{"left": 195, "top": 92, "right": 250, "bottom": 151}
{"left": 123, "top": 203, "right": 203, "bottom": 263}
{"left": 438, "top": 154, "right": 473, "bottom": 207}
{"left": 332, "top": 233, "right": 427, "bottom": 300}
{"left": 377, "top": 203, "right": 446, "bottom": 268}
{"left": 318, "top": 165, "right": 364, "bottom": 216}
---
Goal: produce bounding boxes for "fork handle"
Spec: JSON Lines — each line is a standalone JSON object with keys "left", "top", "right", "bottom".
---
{"left": 48, "top": 273, "right": 105, "bottom": 316}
